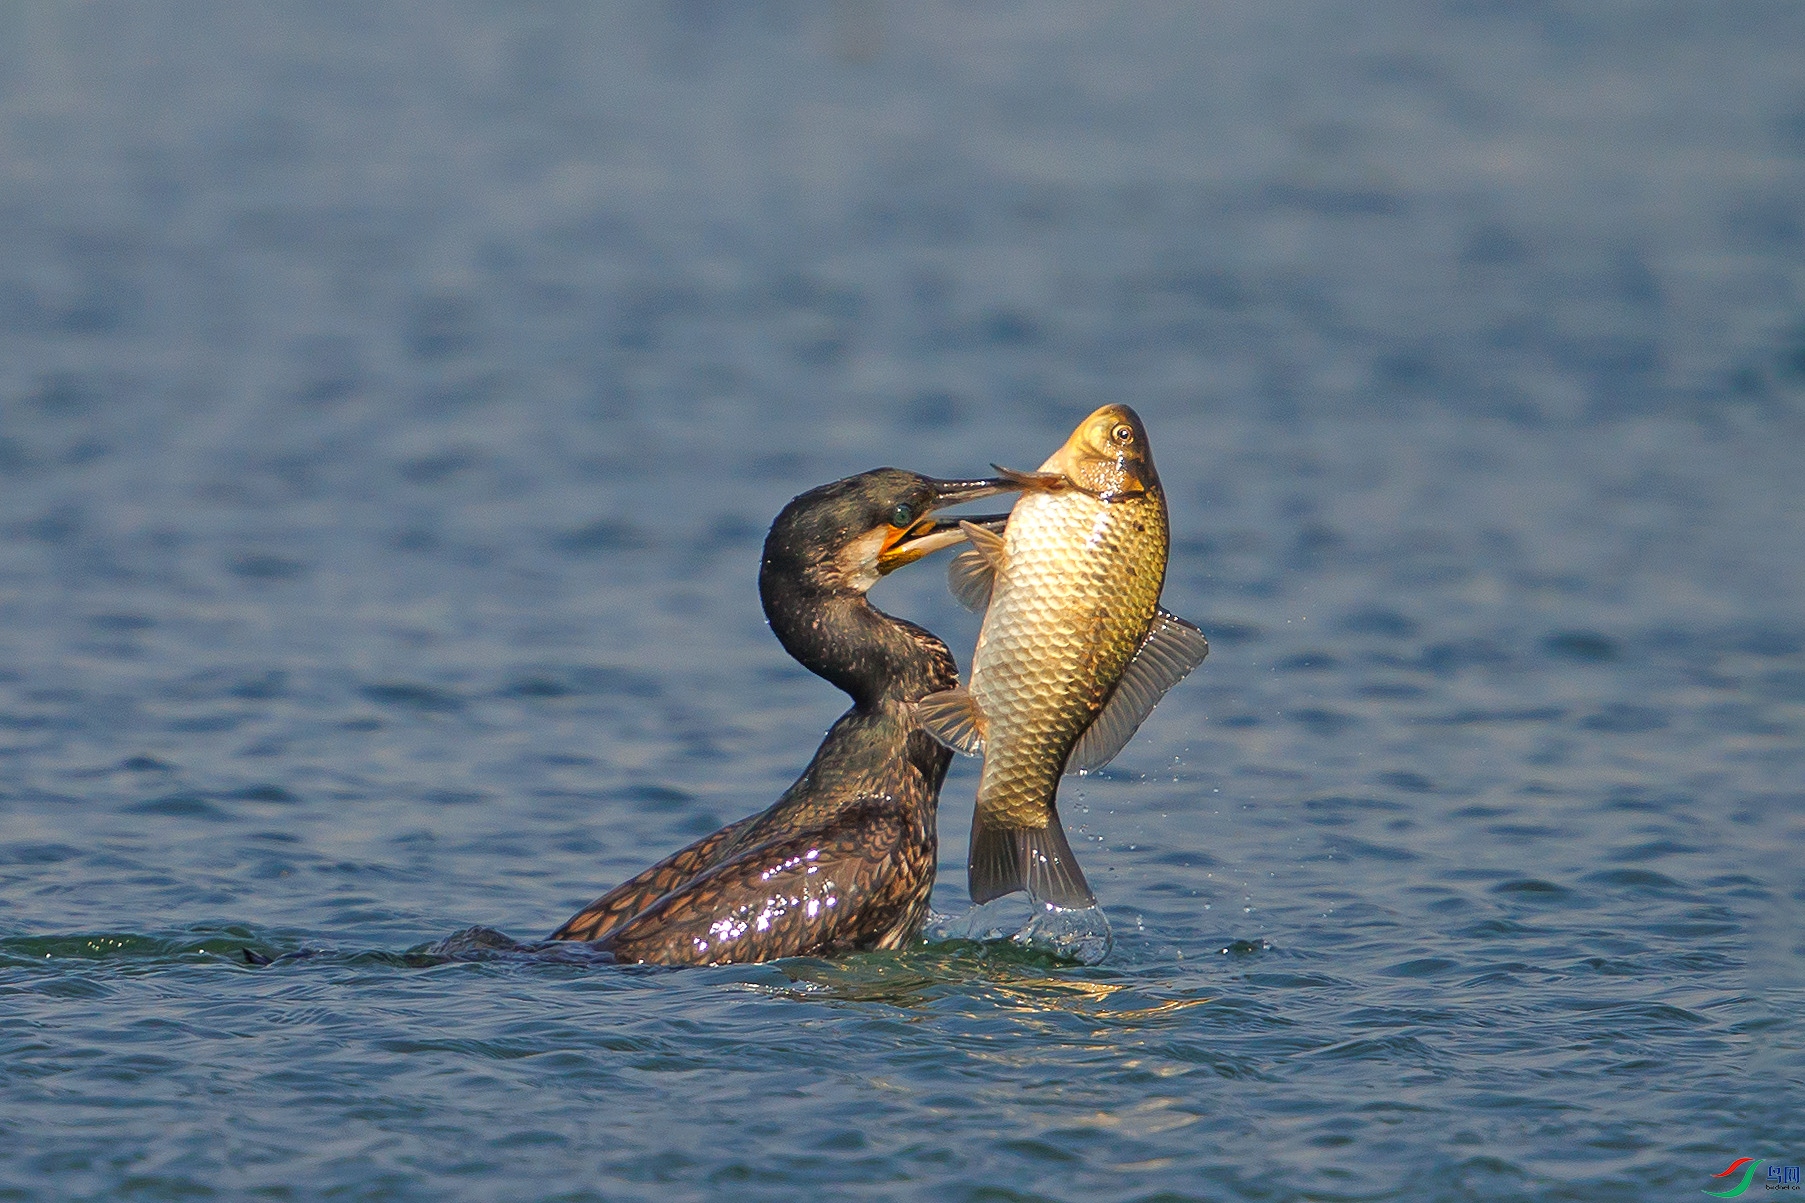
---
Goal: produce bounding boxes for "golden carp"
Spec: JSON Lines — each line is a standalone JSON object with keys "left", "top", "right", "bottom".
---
{"left": 917, "top": 404, "right": 1208, "bottom": 908}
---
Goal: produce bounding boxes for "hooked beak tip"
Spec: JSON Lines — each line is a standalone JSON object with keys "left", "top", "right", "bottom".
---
{"left": 921, "top": 475, "right": 1020, "bottom": 506}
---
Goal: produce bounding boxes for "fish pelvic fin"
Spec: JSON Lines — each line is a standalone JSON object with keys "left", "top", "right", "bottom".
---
{"left": 968, "top": 811, "right": 1097, "bottom": 908}
{"left": 917, "top": 686, "right": 986, "bottom": 755}
{"left": 1066, "top": 607, "right": 1210, "bottom": 775}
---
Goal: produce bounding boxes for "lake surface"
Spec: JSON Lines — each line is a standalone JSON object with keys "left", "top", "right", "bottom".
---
{"left": 3, "top": 4, "right": 1804, "bottom": 1199}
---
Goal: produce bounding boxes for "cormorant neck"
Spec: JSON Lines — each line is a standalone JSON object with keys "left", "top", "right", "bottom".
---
{"left": 760, "top": 573, "right": 956, "bottom": 710}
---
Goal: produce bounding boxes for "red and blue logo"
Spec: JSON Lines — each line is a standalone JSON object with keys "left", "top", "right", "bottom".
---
{"left": 1704, "top": 1159, "right": 1802, "bottom": 1196}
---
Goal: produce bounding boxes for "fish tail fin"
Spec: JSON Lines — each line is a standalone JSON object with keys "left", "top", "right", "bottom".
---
{"left": 967, "top": 810, "right": 1022, "bottom": 905}
{"left": 968, "top": 809, "right": 1096, "bottom": 909}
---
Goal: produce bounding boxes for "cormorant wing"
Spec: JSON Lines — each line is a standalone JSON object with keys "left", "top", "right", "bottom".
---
{"left": 596, "top": 796, "right": 910, "bottom": 966}
{"left": 550, "top": 815, "right": 757, "bottom": 943}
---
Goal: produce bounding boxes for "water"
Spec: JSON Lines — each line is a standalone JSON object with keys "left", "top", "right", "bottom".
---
{"left": 3, "top": 3, "right": 1804, "bottom": 1199}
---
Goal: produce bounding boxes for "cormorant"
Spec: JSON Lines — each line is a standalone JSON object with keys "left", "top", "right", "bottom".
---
{"left": 549, "top": 469, "right": 1015, "bottom": 965}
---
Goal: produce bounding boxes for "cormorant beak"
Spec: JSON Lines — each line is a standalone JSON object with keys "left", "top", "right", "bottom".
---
{"left": 876, "top": 476, "right": 1019, "bottom": 575}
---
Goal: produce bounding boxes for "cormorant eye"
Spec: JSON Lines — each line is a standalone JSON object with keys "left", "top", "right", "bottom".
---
{"left": 890, "top": 502, "right": 918, "bottom": 528}
{"left": 1111, "top": 423, "right": 1134, "bottom": 444}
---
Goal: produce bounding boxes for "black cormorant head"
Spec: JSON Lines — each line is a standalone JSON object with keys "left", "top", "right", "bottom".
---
{"left": 761, "top": 468, "right": 1016, "bottom": 599}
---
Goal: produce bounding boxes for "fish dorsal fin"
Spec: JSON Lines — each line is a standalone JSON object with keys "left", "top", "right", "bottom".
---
{"left": 1065, "top": 608, "right": 1209, "bottom": 775}
{"left": 947, "top": 520, "right": 1007, "bottom": 612}
{"left": 916, "top": 686, "right": 986, "bottom": 755}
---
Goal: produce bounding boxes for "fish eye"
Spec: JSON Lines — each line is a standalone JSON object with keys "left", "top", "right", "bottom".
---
{"left": 890, "top": 502, "right": 918, "bottom": 527}
{"left": 1111, "top": 423, "right": 1134, "bottom": 444}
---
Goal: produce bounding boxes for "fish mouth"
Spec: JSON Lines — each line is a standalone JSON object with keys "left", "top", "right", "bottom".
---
{"left": 876, "top": 476, "right": 1018, "bottom": 575}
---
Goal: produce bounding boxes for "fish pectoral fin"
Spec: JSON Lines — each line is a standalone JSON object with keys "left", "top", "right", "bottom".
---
{"left": 957, "top": 520, "right": 1008, "bottom": 570}
{"left": 947, "top": 547, "right": 996, "bottom": 611}
{"left": 968, "top": 811, "right": 1096, "bottom": 908}
{"left": 916, "top": 687, "right": 986, "bottom": 755}
{"left": 949, "top": 520, "right": 1006, "bottom": 611}
{"left": 1064, "top": 608, "right": 1210, "bottom": 775}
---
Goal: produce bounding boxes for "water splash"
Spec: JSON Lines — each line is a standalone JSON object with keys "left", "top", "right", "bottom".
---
{"left": 928, "top": 897, "right": 1113, "bottom": 964}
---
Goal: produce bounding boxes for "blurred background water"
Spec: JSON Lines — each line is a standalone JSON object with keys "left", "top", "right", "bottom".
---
{"left": 2, "top": 3, "right": 1804, "bottom": 1199}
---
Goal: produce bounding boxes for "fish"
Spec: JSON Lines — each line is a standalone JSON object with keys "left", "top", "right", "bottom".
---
{"left": 916, "top": 404, "right": 1209, "bottom": 908}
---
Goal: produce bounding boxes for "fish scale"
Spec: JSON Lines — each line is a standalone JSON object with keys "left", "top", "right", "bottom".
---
{"left": 971, "top": 485, "right": 1169, "bottom": 831}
